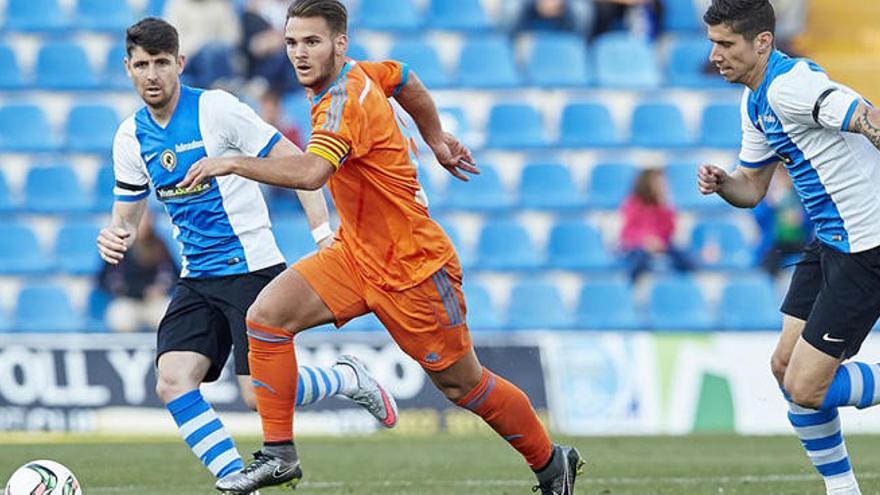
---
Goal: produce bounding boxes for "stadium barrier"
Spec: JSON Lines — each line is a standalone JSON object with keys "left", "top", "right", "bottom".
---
{"left": 2, "top": 331, "right": 880, "bottom": 435}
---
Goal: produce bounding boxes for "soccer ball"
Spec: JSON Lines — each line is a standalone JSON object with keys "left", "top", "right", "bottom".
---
{"left": 4, "top": 460, "right": 82, "bottom": 495}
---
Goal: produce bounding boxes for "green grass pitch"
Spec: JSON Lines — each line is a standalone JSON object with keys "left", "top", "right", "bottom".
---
{"left": 3, "top": 433, "right": 880, "bottom": 494}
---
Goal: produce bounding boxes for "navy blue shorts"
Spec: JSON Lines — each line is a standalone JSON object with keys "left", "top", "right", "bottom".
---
{"left": 781, "top": 240, "right": 880, "bottom": 359}
{"left": 156, "top": 263, "right": 286, "bottom": 382}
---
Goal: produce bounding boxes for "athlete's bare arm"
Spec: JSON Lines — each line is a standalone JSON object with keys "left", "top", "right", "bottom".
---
{"left": 177, "top": 136, "right": 335, "bottom": 192}
{"left": 848, "top": 102, "right": 880, "bottom": 151}
{"left": 97, "top": 198, "right": 147, "bottom": 264}
{"left": 698, "top": 162, "right": 778, "bottom": 208}
{"left": 394, "top": 72, "right": 479, "bottom": 181}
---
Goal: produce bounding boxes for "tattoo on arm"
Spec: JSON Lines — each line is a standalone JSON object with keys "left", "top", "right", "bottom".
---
{"left": 854, "top": 106, "right": 880, "bottom": 151}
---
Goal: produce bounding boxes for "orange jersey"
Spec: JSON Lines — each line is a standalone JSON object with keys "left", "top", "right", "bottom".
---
{"left": 305, "top": 60, "right": 453, "bottom": 290}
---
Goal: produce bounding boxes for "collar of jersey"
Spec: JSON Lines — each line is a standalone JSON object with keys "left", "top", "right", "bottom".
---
{"left": 144, "top": 84, "right": 194, "bottom": 130}
{"left": 312, "top": 61, "right": 354, "bottom": 102}
{"left": 755, "top": 50, "right": 787, "bottom": 96}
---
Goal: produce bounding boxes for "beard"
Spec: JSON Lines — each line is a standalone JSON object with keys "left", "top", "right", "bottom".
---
{"left": 298, "top": 52, "right": 337, "bottom": 91}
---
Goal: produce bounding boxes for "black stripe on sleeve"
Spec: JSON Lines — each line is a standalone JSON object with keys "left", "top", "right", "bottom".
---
{"left": 813, "top": 88, "right": 838, "bottom": 125}
{"left": 115, "top": 180, "right": 149, "bottom": 192}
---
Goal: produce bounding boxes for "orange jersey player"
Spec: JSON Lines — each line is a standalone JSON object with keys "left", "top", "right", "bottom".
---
{"left": 179, "top": 1, "right": 584, "bottom": 494}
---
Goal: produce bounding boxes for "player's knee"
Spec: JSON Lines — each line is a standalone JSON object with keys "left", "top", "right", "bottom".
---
{"left": 441, "top": 383, "right": 471, "bottom": 403}
{"left": 770, "top": 354, "right": 788, "bottom": 386}
{"left": 155, "top": 373, "right": 196, "bottom": 404}
{"left": 783, "top": 376, "right": 824, "bottom": 409}
{"left": 246, "top": 300, "right": 298, "bottom": 334}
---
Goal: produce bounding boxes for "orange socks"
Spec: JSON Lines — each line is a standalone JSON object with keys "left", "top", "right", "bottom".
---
{"left": 246, "top": 320, "right": 298, "bottom": 443}
{"left": 455, "top": 368, "right": 553, "bottom": 469}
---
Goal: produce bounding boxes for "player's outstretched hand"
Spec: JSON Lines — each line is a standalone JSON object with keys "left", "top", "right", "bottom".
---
{"left": 97, "top": 227, "right": 130, "bottom": 265}
{"left": 430, "top": 133, "right": 479, "bottom": 182}
{"left": 177, "top": 157, "right": 236, "bottom": 190}
{"left": 697, "top": 164, "right": 728, "bottom": 195}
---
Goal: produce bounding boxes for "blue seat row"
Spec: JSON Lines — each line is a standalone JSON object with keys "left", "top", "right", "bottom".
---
{"left": 0, "top": 103, "right": 119, "bottom": 153}
{"left": 0, "top": 222, "right": 102, "bottom": 276}
{"left": 333, "top": 274, "right": 781, "bottom": 332}
{"left": 0, "top": 41, "right": 131, "bottom": 91}
{"left": 0, "top": 165, "right": 115, "bottom": 215}
{"left": 3, "top": 0, "right": 133, "bottom": 33}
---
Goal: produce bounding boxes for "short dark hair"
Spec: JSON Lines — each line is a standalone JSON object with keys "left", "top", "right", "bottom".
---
{"left": 287, "top": 0, "right": 348, "bottom": 35}
{"left": 125, "top": 17, "right": 179, "bottom": 57}
{"left": 703, "top": 0, "right": 775, "bottom": 40}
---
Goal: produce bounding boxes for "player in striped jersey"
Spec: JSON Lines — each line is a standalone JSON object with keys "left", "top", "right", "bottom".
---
{"left": 96, "top": 18, "right": 398, "bottom": 492}
{"left": 697, "top": 1, "right": 880, "bottom": 493}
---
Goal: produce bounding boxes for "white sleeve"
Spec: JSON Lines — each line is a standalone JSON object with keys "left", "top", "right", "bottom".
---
{"left": 112, "top": 120, "right": 150, "bottom": 202}
{"left": 201, "top": 90, "right": 282, "bottom": 157}
{"left": 769, "top": 61, "right": 861, "bottom": 131}
{"left": 738, "top": 90, "right": 777, "bottom": 168}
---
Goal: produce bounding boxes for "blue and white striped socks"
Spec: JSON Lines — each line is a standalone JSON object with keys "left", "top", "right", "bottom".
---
{"left": 821, "top": 362, "right": 880, "bottom": 410}
{"left": 296, "top": 364, "right": 357, "bottom": 406}
{"left": 167, "top": 389, "right": 243, "bottom": 479}
{"left": 787, "top": 402, "right": 860, "bottom": 494}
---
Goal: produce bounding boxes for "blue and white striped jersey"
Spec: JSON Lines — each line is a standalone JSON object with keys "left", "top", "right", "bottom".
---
{"left": 112, "top": 85, "right": 285, "bottom": 278}
{"left": 739, "top": 50, "right": 880, "bottom": 253}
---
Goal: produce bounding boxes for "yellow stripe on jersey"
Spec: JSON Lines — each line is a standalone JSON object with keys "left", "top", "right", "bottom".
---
{"left": 306, "top": 131, "right": 351, "bottom": 169}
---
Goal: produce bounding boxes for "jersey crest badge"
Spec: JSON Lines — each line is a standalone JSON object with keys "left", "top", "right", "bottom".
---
{"left": 160, "top": 149, "right": 177, "bottom": 172}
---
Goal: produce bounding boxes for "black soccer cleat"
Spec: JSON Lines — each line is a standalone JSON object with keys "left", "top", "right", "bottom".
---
{"left": 215, "top": 451, "right": 302, "bottom": 494}
{"left": 532, "top": 445, "right": 585, "bottom": 495}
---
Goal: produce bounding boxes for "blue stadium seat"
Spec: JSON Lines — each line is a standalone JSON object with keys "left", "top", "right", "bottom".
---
{"left": 665, "top": 161, "right": 730, "bottom": 211}
{"left": 93, "top": 163, "right": 115, "bottom": 212}
{"left": 462, "top": 283, "right": 501, "bottom": 331}
{"left": 357, "top": 0, "right": 421, "bottom": 31}
{"left": 14, "top": 284, "right": 84, "bottom": 333}
{"left": 719, "top": 274, "right": 782, "bottom": 330}
{"left": 282, "top": 95, "right": 313, "bottom": 140}
{"left": 389, "top": 39, "right": 449, "bottom": 88}
{"left": 0, "top": 223, "right": 52, "bottom": 275}
{"left": 438, "top": 106, "right": 469, "bottom": 137}
{"left": 56, "top": 222, "right": 102, "bottom": 275}
{"left": 486, "top": 103, "right": 546, "bottom": 148}
{"left": 575, "top": 278, "right": 641, "bottom": 329}
{"left": 24, "top": 165, "right": 91, "bottom": 214}
{"left": 476, "top": 220, "right": 542, "bottom": 270}
{"left": 546, "top": 221, "right": 616, "bottom": 271}
{"left": 594, "top": 33, "right": 661, "bottom": 89}
{"left": 0, "top": 43, "right": 24, "bottom": 89}
{"left": 666, "top": 36, "right": 727, "bottom": 88}
{"left": 457, "top": 36, "right": 520, "bottom": 88}
{"left": 664, "top": 0, "right": 701, "bottom": 33}
{"left": 559, "top": 103, "right": 621, "bottom": 147}
{"left": 74, "top": 0, "right": 133, "bottom": 32}
{"left": 444, "top": 165, "right": 512, "bottom": 211}
{"left": 346, "top": 313, "right": 384, "bottom": 332}
{"left": 86, "top": 287, "right": 111, "bottom": 332}
{"left": 274, "top": 219, "right": 318, "bottom": 262}
{"left": 36, "top": 42, "right": 97, "bottom": 90}
{"left": 526, "top": 33, "right": 591, "bottom": 87}
{"left": 585, "top": 162, "right": 637, "bottom": 209}
{"left": 506, "top": 282, "right": 570, "bottom": 330}
{"left": 629, "top": 102, "right": 692, "bottom": 148}
{"left": 0, "top": 104, "right": 58, "bottom": 152}
{"left": 3, "top": 0, "right": 68, "bottom": 32}
{"left": 700, "top": 103, "right": 742, "bottom": 148}
{"left": 66, "top": 104, "right": 119, "bottom": 153}
{"left": 648, "top": 275, "right": 712, "bottom": 330}
{"left": 689, "top": 220, "right": 753, "bottom": 270}
{"left": 519, "top": 163, "right": 585, "bottom": 210}
{"left": 347, "top": 41, "right": 369, "bottom": 61}
{"left": 0, "top": 170, "right": 15, "bottom": 214}
{"left": 104, "top": 43, "right": 130, "bottom": 89}
{"left": 146, "top": 0, "right": 166, "bottom": 16}
{"left": 426, "top": 0, "right": 490, "bottom": 31}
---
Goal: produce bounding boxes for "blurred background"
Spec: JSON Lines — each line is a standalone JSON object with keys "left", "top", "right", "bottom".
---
{"left": 0, "top": 0, "right": 879, "bottom": 438}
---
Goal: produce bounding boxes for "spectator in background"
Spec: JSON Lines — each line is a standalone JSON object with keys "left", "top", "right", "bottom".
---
{"left": 753, "top": 167, "right": 813, "bottom": 275}
{"left": 504, "top": 0, "right": 592, "bottom": 37}
{"left": 241, "top": 0, "right": 300, "bottom": 92}
{"left": 592, "top": 0, "right": 664, "bottom": 40}
{"left": 99, "top": 212, "right": 176, "bottom": 332}
{"left": 259, "top": 88, "right": 304, "bottom": 148}
{"left": 164, "top": 0, "right": 242, "bottom": 88}
{"left": 619, "top": 168, "right": 692, "bottom": 281}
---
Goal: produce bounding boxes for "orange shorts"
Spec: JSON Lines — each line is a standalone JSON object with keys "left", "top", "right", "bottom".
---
{"left": 293, "top": 241, "right": 472, "bottom": 371}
